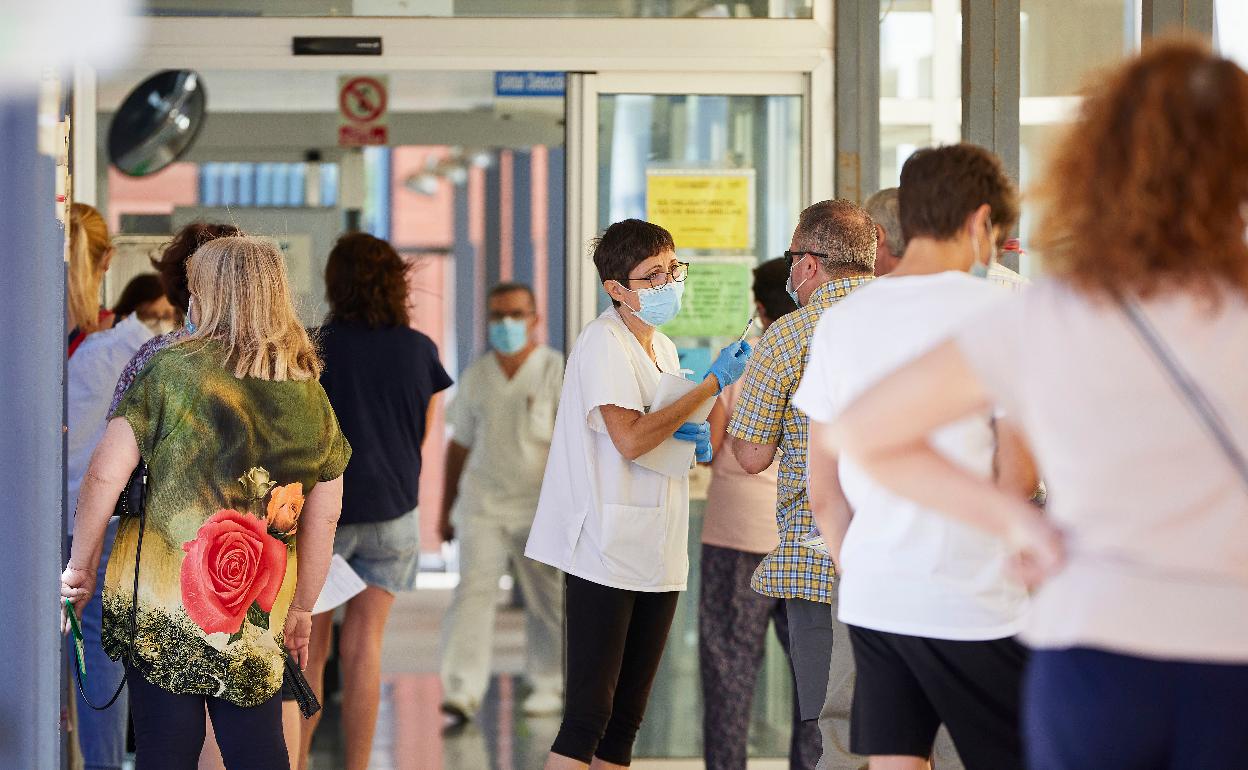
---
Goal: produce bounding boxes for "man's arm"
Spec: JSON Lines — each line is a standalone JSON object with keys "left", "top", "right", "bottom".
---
{"left": 731, "top": 435, "right": 779, "bottom": 474}
{"left": 726, "top": 329, "right": 786, "bottom": 474}
{"left": 808, "top": 421, "right": 852, "bottom": 566}
{"left": 440, "top": 440, "right": 469, "bottom": 543}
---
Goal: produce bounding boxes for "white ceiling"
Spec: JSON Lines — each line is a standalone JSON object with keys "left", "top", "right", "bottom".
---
{"left": 97, "top": 68, "right": 503, "bottom": 112}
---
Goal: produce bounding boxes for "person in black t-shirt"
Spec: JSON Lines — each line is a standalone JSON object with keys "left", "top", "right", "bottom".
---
{"left": 298, "top": 232, "right": 452, "bottom": 770}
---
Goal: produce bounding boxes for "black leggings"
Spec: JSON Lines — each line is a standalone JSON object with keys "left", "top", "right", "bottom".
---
{"left": 552, "top": 574, "right": 680, "bottom": 766}
{"left": 125, "top": 664, "right": 289, "bottom": 770}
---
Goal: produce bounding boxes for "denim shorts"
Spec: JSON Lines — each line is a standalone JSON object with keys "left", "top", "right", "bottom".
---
{"left": 332, "top": 508, "right": 421, "bottom": 594}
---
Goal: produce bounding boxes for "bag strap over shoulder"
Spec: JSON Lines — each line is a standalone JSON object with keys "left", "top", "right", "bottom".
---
{"left": 1119, "top": 296, "right": 1248, "bottom": 495}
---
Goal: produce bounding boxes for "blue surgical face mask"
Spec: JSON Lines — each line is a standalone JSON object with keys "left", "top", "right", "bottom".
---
{"left": 621, "top": 280, "right": 684, "bottom": 327}
{"left": 786, "top": 254, "right": 811, "bottom": 306}
{"left": 969, "top": 218, "right": 995, "bottom": 279}
{"left": 488, "top": 318, "right": 529, "bottom": 354}
{"left": 185, "top": 296, "right": 198, "bottom": 334}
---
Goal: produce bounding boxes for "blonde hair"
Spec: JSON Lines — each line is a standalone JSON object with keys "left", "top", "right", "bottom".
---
{"left": 68, "top": 203, "right": 111, "bottom": 334}
{"left": 184, "top": 235, "right": 321, "bottom": 381}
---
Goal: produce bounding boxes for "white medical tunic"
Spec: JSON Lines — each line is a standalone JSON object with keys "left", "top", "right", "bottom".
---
{"left": 446, "top": 345, "right": 565, "bottom": 523}
{"left": 525, "top": 307, "right": 690, "bottom": 592}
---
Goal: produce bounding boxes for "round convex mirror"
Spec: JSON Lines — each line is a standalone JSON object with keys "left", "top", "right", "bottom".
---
{"left": 108, "top": 70, "right": 207, "bottom": 177}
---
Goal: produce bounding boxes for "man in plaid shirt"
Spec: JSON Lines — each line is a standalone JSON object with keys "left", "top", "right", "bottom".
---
{"left": 727, "top": 199, "right": 875, "bottom": 770}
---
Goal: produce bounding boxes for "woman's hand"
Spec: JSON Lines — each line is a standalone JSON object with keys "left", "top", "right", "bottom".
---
{"left": 706, "top": 340, "right": 753, "bottom": 392}
{"left": 283, "top": 605, "right": 313, "bottom": 669}
{"left": 1005, "top": 508, "right": 1066, "bottom": 591}
{"left": 673, "top": 421, "right": 713, "bottom": 463}
{"left": 60, "top": 564, "right": 95, "bottom": 634}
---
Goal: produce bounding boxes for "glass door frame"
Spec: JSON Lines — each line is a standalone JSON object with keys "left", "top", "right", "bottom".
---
{"left": 84, "top": 15, "right": 833, "bottom": 349}
{"left": 565, "top": 70, "right": 825, "bottom": 347}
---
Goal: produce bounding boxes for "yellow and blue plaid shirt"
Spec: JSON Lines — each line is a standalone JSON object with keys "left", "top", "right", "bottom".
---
{"left": 727, "top": 275, "right": 872, "bottom": 604}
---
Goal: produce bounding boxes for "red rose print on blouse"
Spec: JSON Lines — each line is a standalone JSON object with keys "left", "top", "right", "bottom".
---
{"left": 180, "top": 509, "right": 288, "bottom": 636}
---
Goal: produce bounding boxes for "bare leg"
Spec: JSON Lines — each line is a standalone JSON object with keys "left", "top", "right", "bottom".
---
{"left": 297, "top": 612, "right": 335, "bottom": 770}
{"left": 543, "top": 752, "right": 589, "bottom": 770}
{"left": 338, "top": 585, "right": 396, "bottom": 770}
{"left": 282, "top": 700, "right": 302, "bottom": 767}
{"left": 589, "top": 758, "right": 629, "bottom": 770}
{"left": 199, "top": 708, "right": 226, "bottom": 770}
{"left": 869, "top": 757, "right": 930, "bottom": 770}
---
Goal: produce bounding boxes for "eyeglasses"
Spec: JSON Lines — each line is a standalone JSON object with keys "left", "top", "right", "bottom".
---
{"left": 783, "top": 250, "right": 829, "bottom": 271}
{"left": 625, "top": 261, "right": 690, "bottom": 289}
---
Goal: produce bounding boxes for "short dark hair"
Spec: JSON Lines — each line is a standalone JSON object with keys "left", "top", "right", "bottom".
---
{"left": 325, "top": 232, "right": 411, "bottom": 328}
{"left": 791, "top": 199, "right": 877, "bottom": 274}
{"left": 111, "top": 273, "right": 165, "bottom": 319}
{"left": 752, "top": 258, "right": 798, "bottom": 323}
{"left": 592, "top": 218, "right": 675, "bottom": 289}
{"left": 899, "top": 144, "right": 1019, "bottom": 245}
{"left": 152, "top": 222, "right": 241, "bottom": 312}
{"left": 487, "top": 282, "right": 536, "bottom": 309}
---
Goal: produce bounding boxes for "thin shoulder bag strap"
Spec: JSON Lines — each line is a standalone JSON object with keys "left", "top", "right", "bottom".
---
{"left": 75, "top": 461, "right": 147, "bottom": 711}
{"left": 1119, "top": 296, "right": 1248, "bottom": 495}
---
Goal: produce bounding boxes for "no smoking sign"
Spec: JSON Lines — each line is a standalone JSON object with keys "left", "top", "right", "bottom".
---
{"left": 338, "top": 74, "right": 389, "bottom": 146}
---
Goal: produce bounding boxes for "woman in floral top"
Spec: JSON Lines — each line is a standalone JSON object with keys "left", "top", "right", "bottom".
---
{"left": 61, "top": 235, "right": 350, "bottom": 770}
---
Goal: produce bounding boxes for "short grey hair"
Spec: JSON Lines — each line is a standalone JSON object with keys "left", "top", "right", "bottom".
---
{"left": 791, "top": 199, "right": 877, "bottom": 273}
{"left": 863, "top": 187, "right": 905, "bottom": 256}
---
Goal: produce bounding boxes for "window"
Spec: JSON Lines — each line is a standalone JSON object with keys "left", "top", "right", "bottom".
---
{"left": 1017, "top": 0, "right": 1138, "bottom": 274}
{"left": 878, "top": 0, "right": 960, "bottom": 189}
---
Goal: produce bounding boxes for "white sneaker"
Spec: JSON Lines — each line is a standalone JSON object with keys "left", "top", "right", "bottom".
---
{"left": 521, "top": 690, "right": 563, "bottom": 717}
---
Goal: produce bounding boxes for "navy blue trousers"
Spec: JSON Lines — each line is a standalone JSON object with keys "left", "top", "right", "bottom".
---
{"left": 1024, "top": 647, "right": 1248, "bottom": 770}
{"left": 125, "top": 664, "right": 288, "bottom": 770}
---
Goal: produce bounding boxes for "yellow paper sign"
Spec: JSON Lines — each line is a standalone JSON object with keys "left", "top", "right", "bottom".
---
{"left": 646, "top": 171, "right": 754, "bottom": 250}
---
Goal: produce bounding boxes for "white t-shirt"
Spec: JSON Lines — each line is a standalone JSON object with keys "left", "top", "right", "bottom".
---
{"left": 794, "top": 271, "right": 1027, "bottom": 640}
{"left": 525, "top": 307, "right": 690, "bottom": 592}
{"left": 447, "top": 345, "right": 564, "bottom": 522}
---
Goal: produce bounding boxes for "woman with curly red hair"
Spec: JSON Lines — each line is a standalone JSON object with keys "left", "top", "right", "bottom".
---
{"left": 823, "top": 40, "right": 1248, "bottom": 769}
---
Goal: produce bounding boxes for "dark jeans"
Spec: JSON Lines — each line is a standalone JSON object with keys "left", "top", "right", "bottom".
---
{"left": 699, "top": 544, "right": 820, "bottom": 770}
{"left": 551, "top": 573, "right": 680, "bottom": 765}
{"left": 125, "top": 664, "right": 288, "bottom": 770}
{"left": 1024, "top": 647, "right": 1248, "bottom": 770}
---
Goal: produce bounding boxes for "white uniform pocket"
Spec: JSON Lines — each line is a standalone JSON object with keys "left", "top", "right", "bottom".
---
{"left": 599, "top": 503, "right": 667, "bottom": 585}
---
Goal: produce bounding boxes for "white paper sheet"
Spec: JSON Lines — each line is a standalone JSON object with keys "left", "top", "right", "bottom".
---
{"left": 798, "top": 534, "right": 831, "bottom": 556}
{"left": 634, "top": 372, "right": 716, "bottom": 478}
{"left": 312, "top": 554, "right": 368, "bottom": 615}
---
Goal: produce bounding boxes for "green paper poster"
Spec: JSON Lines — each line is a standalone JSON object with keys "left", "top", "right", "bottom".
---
{"left": 661, "top": 257, "right": 755, "bottom": 339}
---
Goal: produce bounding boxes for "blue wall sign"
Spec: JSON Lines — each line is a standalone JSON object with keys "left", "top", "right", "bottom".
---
{"left": 494, "top": 71, "right": 566, "bottom": 98}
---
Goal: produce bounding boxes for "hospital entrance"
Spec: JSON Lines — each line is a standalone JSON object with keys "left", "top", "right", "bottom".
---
{"left": 91, "top": 13, "right": 814, "bottom": 765}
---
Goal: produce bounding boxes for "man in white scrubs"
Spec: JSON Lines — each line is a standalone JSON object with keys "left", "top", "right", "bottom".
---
{"left": 439, "top": 282, "right": 566, "bottom": 724}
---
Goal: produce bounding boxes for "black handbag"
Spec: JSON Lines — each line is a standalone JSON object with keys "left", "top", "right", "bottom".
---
{"left": 283, "top": 651, "right": 322, "bottom": 719}
{"left": 75, "top": 461, "right": 148, "bottom": 711}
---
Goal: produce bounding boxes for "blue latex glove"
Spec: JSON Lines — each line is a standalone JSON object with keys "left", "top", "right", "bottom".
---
{"left": 707, "top": 340, "right": 754, "bottom": 393}
{"left": 673, "top": 421, "right": 713, "bottom": 463}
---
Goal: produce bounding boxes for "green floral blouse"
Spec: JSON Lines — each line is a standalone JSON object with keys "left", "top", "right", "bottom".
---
{"left": 104, "top": 340, "right": 351, "bottom": 707}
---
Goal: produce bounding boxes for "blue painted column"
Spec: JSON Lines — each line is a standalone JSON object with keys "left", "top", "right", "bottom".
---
{"left": 484, "top": 153, "right": 502, "bottom": 292}
{"left": 0, "top": 96, "right": 67, "bottom": 769}
{"left": 547, "top": 147, "right": 566, "bottom": 353}
{"left": 452, "top": 179, "right": 476, "bottom": 378}
{"left": 511, "top": 149, "right": 534, "bottom": 287}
